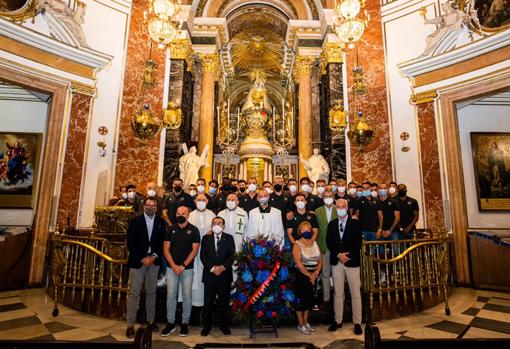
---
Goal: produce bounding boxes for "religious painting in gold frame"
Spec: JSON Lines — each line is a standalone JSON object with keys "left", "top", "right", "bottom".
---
{"left": 0, "top": 132, "right": 42, "bottom": 208}
{"left": 0, "top": 0, "right": 36, "bottom": 22}
{"left": 470, "top": 132, "right": 510, "bottom": 211}
{"left": 470, "top": 0, "right": 510, "bottom": 32}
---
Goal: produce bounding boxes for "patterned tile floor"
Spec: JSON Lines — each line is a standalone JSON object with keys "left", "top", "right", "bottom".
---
{"left": 0, "top": 287, "right": 509, "bottom": 348}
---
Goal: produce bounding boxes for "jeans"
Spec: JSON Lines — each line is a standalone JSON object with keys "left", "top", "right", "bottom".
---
{"left": 362, "top": 231, "right": 378, "bottom": 255}
{"left": 166, "top": 267, "right": 193, "bottom": 324}
{"left": 381, "top": 231, "right": 400, "bottom": 256}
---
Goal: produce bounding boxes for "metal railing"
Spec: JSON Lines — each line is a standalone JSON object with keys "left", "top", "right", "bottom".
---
{"left": 361, "top": 234, "right": 451, "bottom": 317}
{"left": 48, "top": 231, "right": 129, "bottom": 317}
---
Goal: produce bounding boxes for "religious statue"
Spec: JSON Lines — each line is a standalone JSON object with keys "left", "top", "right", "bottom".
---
{"left": 300, "top": 148, "right": 330, "bottom": 186}
{"left": 420, "top": 0, "right": 474, "bottom": 57}
{"left": 179, "top": 144, "right": 209, "bottom": 191}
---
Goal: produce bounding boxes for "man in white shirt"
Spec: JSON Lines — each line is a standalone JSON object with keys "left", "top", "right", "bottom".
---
{"left": 246, "top": 189, "right": 285, "bottom": 247}
{"left": 218, "top": 193, "right": 249, "bottom": 252}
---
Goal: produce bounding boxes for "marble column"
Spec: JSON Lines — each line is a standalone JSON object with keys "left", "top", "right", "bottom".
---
{"left": 294, "top": 56, "right": 315, "bottom": 178}
{"left": 198, "top": 53, "right": 219, "bottom": 182}
{"left": 56, "top": 87, "right": 93, "bottom": 230}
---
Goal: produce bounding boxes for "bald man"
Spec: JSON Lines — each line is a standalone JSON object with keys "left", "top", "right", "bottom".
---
{"left": 246, "top": 190, "right": 284, "bottom": 247}
{"left": 218, "top": 193, "right": 249, "bottom": 252}
{"left": 145, "top": 181, "right": 164, "bottom": 216}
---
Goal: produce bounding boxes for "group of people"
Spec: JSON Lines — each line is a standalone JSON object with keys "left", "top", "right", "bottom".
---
{"left": 116, "top": 175, "right": 419, "bottom": 338}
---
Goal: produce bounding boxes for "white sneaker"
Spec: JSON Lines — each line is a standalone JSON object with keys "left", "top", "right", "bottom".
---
{"left": 305, "top": 323, "right": 316, "bottom": 332}
{"left": 297, "top": 325, "right": 311, "bottom": 335}
{"left": 157, "top": 277, "right": 167, "bottom": 287}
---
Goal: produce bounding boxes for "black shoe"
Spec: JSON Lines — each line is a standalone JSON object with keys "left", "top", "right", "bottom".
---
{"left": 147, "top": 321, "right": 159, "bottom": 332}
{"left": 126, "top": 326, "right": 135, "bottom": 338}
{"left": 201, "top": 327, "right": 210, "bottom": 336}
{"left": 354, "top": 324, "right": 363, "bottom": 335}
{"left": 328, "top": 322, "right": 342, "bottom": 331}
{"left": 220, "top": 326, "right": 231, "bottom": 335}
{"left": 180, "top": 323, "right": 189, "bottom": 337}
{"left": 161, "top": 323, "right": 175, "bottom": 337}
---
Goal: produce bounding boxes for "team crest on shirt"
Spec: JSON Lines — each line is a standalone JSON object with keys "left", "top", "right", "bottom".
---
{"left": 187, "top": 230, "right": 192, "bottom": 235}
{"left": 408, "top": 201, "right": 412, "bottom": 205}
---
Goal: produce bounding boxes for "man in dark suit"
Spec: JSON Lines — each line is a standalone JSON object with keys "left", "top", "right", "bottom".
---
{"left": 326, "top": 199, "right": 363, "bottom": 335}
{"left": 200, "top": 216, "right": 236, "bottom": 336}
{"left": 126, "top": 197, "right": 166, "bottom": 338}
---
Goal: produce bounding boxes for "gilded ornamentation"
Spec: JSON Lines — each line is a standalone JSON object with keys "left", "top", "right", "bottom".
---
{"left": 131, "top": 103, "right": 162, "bottom": 144}
{"left": 0, "top": 0, "right": 36, "bottom": 22}
{"left": 142, "top": 59, "right": 157, "bottom": 88}
{"left": 198, "top": 53, "right": 220, "bottom": 74}
{"left": 410, "top": 90, "right": 438, "bottom": 104}
{"left": 162, "top": 101, "right": 183, "bottom": 129}
{"left": 328, "top": 100, "right": 348, "bottom": 131}
{"left": 320, "top": 42, "right": 345, "bottom": 75}
{"left": 293, "top": 55, "right": 316, "bottom": 79}
{"left": 169, "top": 39, "right": 193, "bottom": 60}
{"left": 70, "top": 82, "right": 96, "bottom": 96}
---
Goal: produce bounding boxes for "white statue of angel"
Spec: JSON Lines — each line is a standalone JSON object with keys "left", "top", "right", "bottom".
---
{"left": 179, "top": 144, "right": 210, "bottom": 191}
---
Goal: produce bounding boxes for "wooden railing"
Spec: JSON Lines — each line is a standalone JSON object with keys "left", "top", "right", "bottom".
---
{"left": 361, "top": 234, "right": 451, "bottom": 320}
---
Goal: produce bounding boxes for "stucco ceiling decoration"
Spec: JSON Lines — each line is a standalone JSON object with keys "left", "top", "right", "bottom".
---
{"left": 226, "top": 5, "right": 289, "bottom": 39}
{"left": 218, "top": 0, "right": 298, "bottom": 19}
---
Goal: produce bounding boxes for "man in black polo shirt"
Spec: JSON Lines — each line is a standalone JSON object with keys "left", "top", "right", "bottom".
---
{"left": 377, "top": 183, "right": 400, "bottom": 246}
{"left": 299, "top": 177, "right": 321, "bottom": 211}
{"left": 396, "top": 183, "right": 419, "bottom": 239}
{"left": 356, "top": 181, "right": 380, "bottom": 242}
{"left": 269, "top": 176, "right": 289, "bottom": 223}
{"left": 239, "top": 177, "right": 259, "bottom": 213}
{"left": 162, "top": 178, "right": 196, "bottom": 226}
{"left": 286, "top": 192, "right": 319, "bottom": 245}
{"left": 212, "top": 179, "right": 232, "bottom": 214}
{"left": 162, "top": 206, "right": 200, "bottom": 337}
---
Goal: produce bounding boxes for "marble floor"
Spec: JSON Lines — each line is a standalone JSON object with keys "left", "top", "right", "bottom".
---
{"left": 0, "top": 287, "right": 509, "bottom": 348}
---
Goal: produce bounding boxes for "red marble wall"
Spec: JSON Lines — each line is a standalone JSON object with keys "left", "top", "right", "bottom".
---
{"left": 115, "top": 0, "right": 166, "bottom": 190}
{"left": 417, "top": 101, "right": 445, "bottom": 232}
{"left": 56, "top": 93, "right": 91, "bottom": 229}
{"left": 346, "top": 0, "right": 392, "bottom": 184}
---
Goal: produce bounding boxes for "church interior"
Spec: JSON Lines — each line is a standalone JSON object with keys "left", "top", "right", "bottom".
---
{"left": 1, "top": 0, "right": 510, "bottom": 347}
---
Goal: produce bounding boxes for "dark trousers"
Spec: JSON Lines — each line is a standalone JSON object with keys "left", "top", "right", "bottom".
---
{"left": 202, "top": 278, "right": 231, "bottom": 328}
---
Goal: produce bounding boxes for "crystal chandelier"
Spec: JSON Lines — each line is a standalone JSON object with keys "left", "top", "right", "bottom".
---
{"left": 145, "top": 0, "right": 182, "bottom": 48}
{"left": 333, "top": 0, "right": 370, "bottom": 48}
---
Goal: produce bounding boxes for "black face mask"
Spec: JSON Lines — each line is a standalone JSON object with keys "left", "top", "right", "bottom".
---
{"left": 398, "top": 189, "right": 407, "bottom": 197}
{"left": 232, "top": 186, "right": 238, "bottom": 192}
{"left": 239, "top": 187, "right": 246, "bottom": 193}
{"left": 173, "top": 185, "right": 182, "bottom": 193}
{"left": 222, "top": 185, "right": 231, "bottom": 192}
{"left": 274, "top": 184, "right": 283, "bottom": 192}
{"left": 176, "top": 216, "right": 186, "bottom": 224}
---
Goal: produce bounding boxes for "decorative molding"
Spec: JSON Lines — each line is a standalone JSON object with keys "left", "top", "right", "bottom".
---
{"left": 169, "top": 38, "right": 194, "bottom": 71}
{"left": 293, "top": 55, "right": 316, "bottom": 79}
{"left": 410, "top": 90, "right": 437, "bottom": 104}
{"left": 320, "top": 41, "right": 344, "bottom": 75}
{"left": 70, "top": 82, "right": 96, "bottom": 96}
{"left": 198, "top": 52, "right": 220, "bottom": 74}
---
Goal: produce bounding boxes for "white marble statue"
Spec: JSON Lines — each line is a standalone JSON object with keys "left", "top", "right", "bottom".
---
{"left": 179, "top": 144, "right": 209, "bottom": 191}
{"left": 420, "top": 0, "right": 473, "bottom": 57}
{"left": 300, "top": 148, "right": 330, "bottom": 186}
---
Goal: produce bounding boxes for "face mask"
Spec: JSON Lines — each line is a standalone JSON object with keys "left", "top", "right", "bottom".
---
{"left": 258, "top": 197, "right": 269, "bottom": 206}
{"left": 248, "top": 183, "right": 257, "bottom": 192}
{"left": 232, "top": 186, "right": 238, "bottom": 193}
{"left": 348, "top": 188, "right": 357, "bottom": 196}
{"left": 289, "top": 185, "right": 297, "bottom": 193}
{"left": 379, "top": 189, "right": 387, "bottom": 196}
{"left": 301, "top": 184, "right": 311, "bottom": 193}
{"left": 127, "top": 191, "right": 136, "bottom": 200}
{"left": 370, "top": 190, "right": 378, "bottom": 198}
{"left": 173, "top": 185, "right": 182, "bottom": 193}
{"left": 338, "top": 186, "right": 346, "bottom": 193}
{"left": 337, "top": 208, "right": 347, "bottom": 217}
{"left": 189, "top": 190, "right": 197, "bottom": 197}
{"left": 239, "top": 187, "right": 246, "bottom": 193}
{"left": 389, "top": 187, "right": 397, "bottom": 195}
{"left": 147, "top": 189, "right": 156, "bottom": 197}
{"left": 121, "top": 192, "right": 128, "bottom": 200}
{"left": 317, "top": 186, "right": 325, "bottom": 194}
{"left": 362, "top": 190, "right": 371, "bottom": 197}
{"left": 295, "top": 201, "right": 306, "bottom": 209}
{"left": 197, "top": 185, "right": 205, "bottom": 193}
{"left": 398, "top": 189, "right": 407, "bottom": 197}
{"left": 145, "top": 207, "right": 156, "bottom": 216}
{"left": 212, "top": 225, "right": 223, "bottom": 234}
{"left": 209, "top": 187, "right": 217, "bottom": 195}
{"left": 356, "top": 191, "right": 363, "bottom": 198}
{"left": 331, "top": 185, "right": 337, "bottom": 193}
{"left": 222, "top": 185, "right": 231, "bottom": 192}
{"left": 302, "top": 231, "right": 312, "bottom": 240}
{"left": 226, "top": 200, "right": 237, "bottom": 210}
{"left": 274, "top": 184, "right": 283, "bottom": 192}
{"left": 196, "top": 201, "right": 207, "bottom": 211}
{"left": 176, "top": 215, "right": 186, "bottom": 224}
{"left": 324, "top": 197, "right": 334, "bottom": 206}
{"left": 265, "top": 187, "right": 273, "bottom": 195}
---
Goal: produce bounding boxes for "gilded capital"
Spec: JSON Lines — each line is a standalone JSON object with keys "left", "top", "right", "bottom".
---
{"left": 169, "top": 39, "right": 193, "bottom": 60}
{"left": 410, "top": 90, "right": 438, "bottom": 104}
{"left": 198, "top": 53, "right": 220, "bottom": 74}
{"left": 322, "top": 42, "right": 344, "bottom": 64}
{"left": 70, "top": 82, "right": 96, "bottom": 97}
{"left": 293, "top": 56, "right": 316, "bottom": 79}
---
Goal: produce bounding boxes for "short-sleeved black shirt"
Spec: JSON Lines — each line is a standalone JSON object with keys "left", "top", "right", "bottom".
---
{"left": 397, "top": 196, "right": 419, "bottom": 230}
{"left": 269, "top": 192, "right": 289, "bottom": 221}
{"left": 305, "top": 194, "right": 321, "bottom": 212}
{"left": 357, "top": 196, "right": 380, "bottom": 232}
{"left": 164, "top": 223, "right": 200, "bottom": 269}
{"left": 163, "top": 193, "right": 196, "bottom": 224}
{"left": 377, "top": 198, "right": 400, "bottom": 231}
{"left": 239, "top": 193, "right": 259, "bottom": 213}
{"left": 212, "top": 192, "right": 229, "bottom": 213}
{"left": 286, "top": 211, "right": 319, "bottom": 241}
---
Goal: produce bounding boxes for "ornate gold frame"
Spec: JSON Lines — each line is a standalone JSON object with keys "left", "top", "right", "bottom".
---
{"left": 0, "top": 0, "right": 37, "bottom": 22}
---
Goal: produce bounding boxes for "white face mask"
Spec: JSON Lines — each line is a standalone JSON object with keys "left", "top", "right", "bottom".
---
{"left": 317, "top": 186, "right": 325, "bottom": 194}
{"left": 337, "top": 208, "right": 348, "bottom": 217}
{"left": 258, "top": 197, "right": 269, "bottom": 205}
{"left": 295, "top": 201, "right": 306, "bottom": 209}
{"left": 196, "top": 201, "right": 207, "bottom": 211}
{"left": 197, "top": 185, "right": 205, "bottom": 193}
{"left": 389, "top": 187, "right": 397, "bottom": 194}
{"left": 147, "top": 189, "right": 156, "bottom": 197}
{"left": 289, "top": 185, "right": 297, "bottom": 193}
{"left": 121, "top": 192, "right": 128, "bottom": 200}
{"left": 301, "top": 184, "right": 311, "bottom": 193}
{"left": 370, "top": 190, "right": 378, "bottom": 198}
{"left": 324, "top": 197, "right": 334, "bottom": 206}
{"left": 127, "top": 191, "right": 136, "bottom": 200}
{"left": 348, "top": 188, "right": 357, "bottom": 196}
{"left": 338, "top": 186, "right": 346, "bottom": 193}
{"left": 226, "top": 200, "right": 237, "bottom": 210}
{"left": 264, "top": 187, "right": 273, "bottom": 195}
{"left": 248, "top": 183, "right": 257, "bottom": 192}
{"left": 189, "top": 190, "right": 197, "bottom": 197}
{"left": 212, "top": 225, "right": 223, "bottom": 234}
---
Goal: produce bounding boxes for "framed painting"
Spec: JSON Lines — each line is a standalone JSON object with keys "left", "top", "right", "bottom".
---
{"left": 0, "top": 132, "right": 42, "bottom": 208}
{"left": 473, "top": 0, "right": 510, "bottom": 32}
{"left": 470, "top": 132, "right": 510, "bottom": 211}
